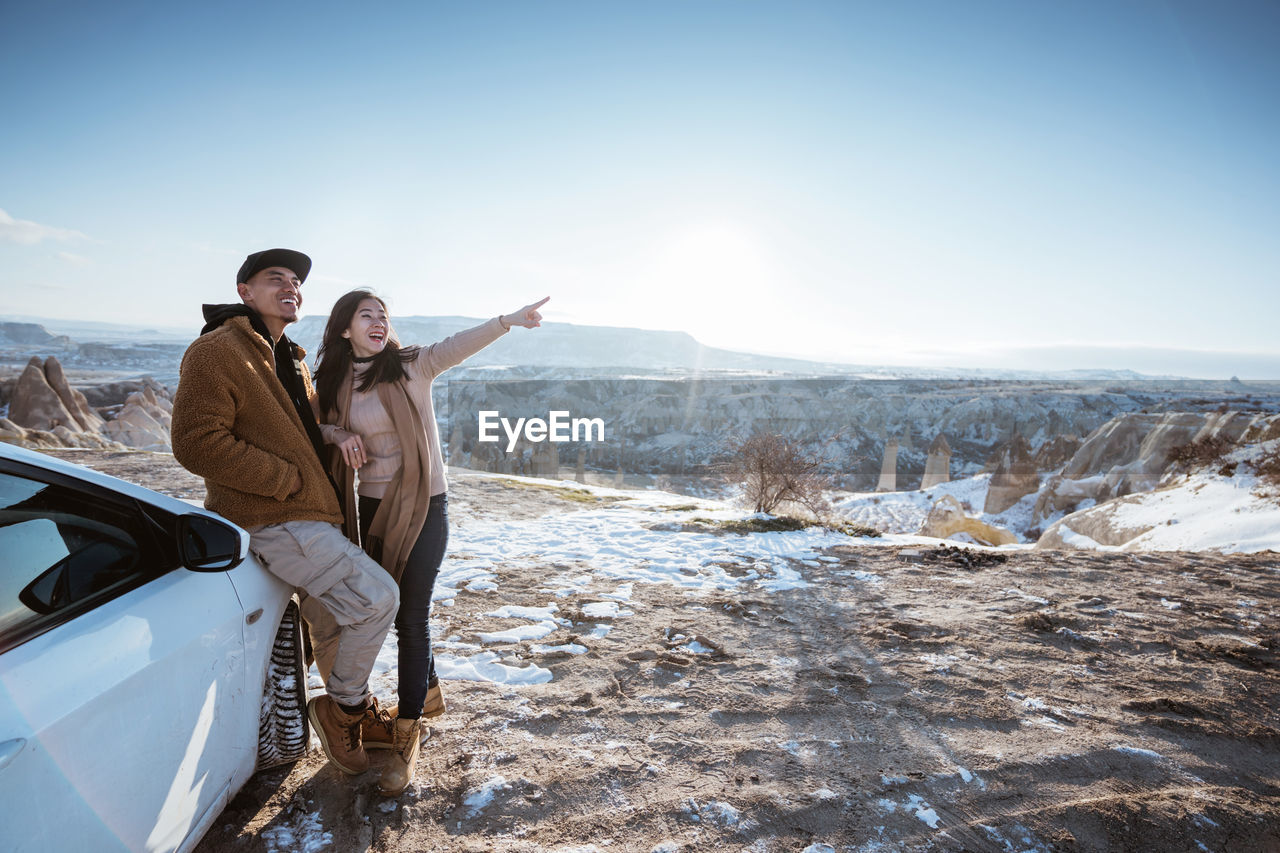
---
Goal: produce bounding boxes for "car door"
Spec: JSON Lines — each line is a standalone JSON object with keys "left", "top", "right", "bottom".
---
{"left": 0, "top": 460, "right": 251, "bottom": 853}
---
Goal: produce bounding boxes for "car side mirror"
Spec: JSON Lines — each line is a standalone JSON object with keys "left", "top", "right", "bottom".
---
{"left": 19, "top": 541, "right": 137, "bottom": 615}
{"left": 179, "top": 514, "right": 246, "bottom": 572}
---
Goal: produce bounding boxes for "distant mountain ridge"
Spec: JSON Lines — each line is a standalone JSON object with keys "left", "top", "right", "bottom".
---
{"left": 288, "top": 315, "right": 865, "bottom": 374}
{"left": 0, "top": 313, "right": 1180, "bottom": 380}
{"left": 0, "top": 322, "right": 74, "bottom": 348}
{"left": 288, "top": 315, "right": 1164, "bottom": 380}
{"left": 0, "top": 315, "right": 191, "bottom": 343}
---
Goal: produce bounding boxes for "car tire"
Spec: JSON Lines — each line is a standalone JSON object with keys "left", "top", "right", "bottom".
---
{"left": 256, "top": 598, "right": 310, "bottom": 771}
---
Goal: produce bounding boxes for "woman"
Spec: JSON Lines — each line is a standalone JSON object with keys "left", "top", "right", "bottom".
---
{"left": 313, "top": 289, "right": 548, "bottom": 795}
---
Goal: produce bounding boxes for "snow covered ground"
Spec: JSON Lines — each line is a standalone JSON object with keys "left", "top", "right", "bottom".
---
{"left": 306, "top": 463, "right": 1280, "bottom": 702}
{"left": 235, "top": 465, "right": 1280, "bottom": 853}
{"left": 343, "top": 474, "right": 887, "bottom": 696}
{"left": 42, "top": 445, "right": 1275, "bottom": 851}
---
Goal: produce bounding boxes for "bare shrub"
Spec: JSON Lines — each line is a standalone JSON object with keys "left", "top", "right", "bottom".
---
{"left": 832, "top": 520, "right": 881, "bottom": 538}
{"left": 689, "top": 515, "right": 880, "bottom": 537}
{"left": 1256, "top": 444, "right": 1280, "bottom": 485}
{"left": 724, "top": 432, "right": 831, "bottom": 515}
{"left": 1168, "top": 435, "right": 1236, "bottom": 469}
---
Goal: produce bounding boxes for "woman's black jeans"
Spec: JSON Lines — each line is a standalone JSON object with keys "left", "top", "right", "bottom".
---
{"left": 359, "top": 492, "right": 447, "bottom": 720}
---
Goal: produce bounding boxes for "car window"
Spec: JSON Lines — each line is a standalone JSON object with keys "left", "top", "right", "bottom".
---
{"left": 0, "top": 468, "right": 165, "bottom": 651}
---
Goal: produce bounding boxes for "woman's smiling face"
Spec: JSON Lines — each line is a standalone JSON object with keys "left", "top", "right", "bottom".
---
{"left": 343, "top": 297, "right": 390, "bottom": 358}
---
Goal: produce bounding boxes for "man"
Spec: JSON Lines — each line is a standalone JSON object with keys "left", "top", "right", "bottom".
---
{"left": 171, "top": 248, "right": 399, "bottom": 777}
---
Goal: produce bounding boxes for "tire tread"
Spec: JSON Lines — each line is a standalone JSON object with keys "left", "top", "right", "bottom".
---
{"left": 256, "top": 599, "right": 310, "bottom": 770}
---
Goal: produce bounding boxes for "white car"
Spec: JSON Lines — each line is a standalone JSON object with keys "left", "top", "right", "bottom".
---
{"left": 0, "top": 442, "right": 309, "bottom": 852}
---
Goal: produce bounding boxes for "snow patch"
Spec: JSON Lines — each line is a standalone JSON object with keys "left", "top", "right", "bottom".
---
{"left": 583, "top": 601, "right": 633, "bottom": 619}
{"left": 486, "top": 604, "right": 560, "bottom": 620}
{"left": 462, "top": 775, "right": 512, "bottom": 817}
{"left": 907, "top": 794, "right": 941, "bottom": 828}
{"left": 261, "top": 810, "right": 332, "bottom": 853}
{"left": 531, "top": 642, "right": 588, "bottom": 655}
{"left": 684, "top": 798, "right": 753, "bottom": 829}
{"left": 436, "top": 651, "right": 552, "bottom": 685}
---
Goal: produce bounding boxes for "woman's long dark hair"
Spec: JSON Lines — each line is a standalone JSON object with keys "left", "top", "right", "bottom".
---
{"left": 314, "top": 289, "right": 420, "bottom": 418}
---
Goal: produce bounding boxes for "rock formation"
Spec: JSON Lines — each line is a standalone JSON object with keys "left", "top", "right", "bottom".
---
{"left": 77, "top": 377, "right": 170, "bottom": 408}
{"left": 919, "top": 494, "right": 1017, "bottom": 546}
{"left": 1032, "top": 410, "right": 1272, "bottom": 523}
{"left": 9, "top": 358, "right": 78, "bottom": 431}
{"left": 920, "top": 433, "right": 951, "bottom": 489}
{"left": 1033, "top": 410, "right": 1280, "bottom": 551}
{"left": 1239, "top": 414, "right": 1280, "bottom": 444}
{"left": 51, "top": 425, "right": 119, "bottom": 450}
{"left": 983, "top": 431, "right": 1039, "bottom": 514}
{"left": 44, "top": 357, "right": 105, "bottom": 432}
{"left": 101, "top": 387, "right": 173, "bottom": 451}
{"left": 5, "top": 369, "right": 177, "bottom": 452}
{"left": 0, "top": 416, "right": 125, "bottom": 451}
{"left": 1032, "top": 434, "right": 1082, "bottom": 472}
{"left": 0, "top": 417, "right": 57, "bottom": 448}
{"left": 531, "top": 441, "right": 560, "bottom": 479}
{"left": 437, "top": 375, "right": 1280, "bottom": 490}
{"left": 448, "top": 427, "right": 466, "bottom": 468}
{"left": 0, "top": 322, "right": 74, "bottom": 347}
{"left": 1034, "top": 496, "right": 1154, "bottom": 551}
{"left": 876, "top": 437, "right": 899, "bottom": 492}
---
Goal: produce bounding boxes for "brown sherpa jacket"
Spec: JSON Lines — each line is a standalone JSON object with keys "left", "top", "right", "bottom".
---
{"left": 171, "top": 315, "right": 342, "bottom": 529}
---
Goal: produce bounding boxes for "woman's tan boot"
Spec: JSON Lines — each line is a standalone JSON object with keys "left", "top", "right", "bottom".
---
{"left": 378, "top": 717, "right": 422, "bottom": 796}
{"left": 422, "top": 680, "right": 446, "bottom": 719}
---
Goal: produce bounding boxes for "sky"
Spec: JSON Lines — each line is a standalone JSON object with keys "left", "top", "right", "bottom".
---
{"left": 1, "top": 1, "right": 1277, "bottom": 377}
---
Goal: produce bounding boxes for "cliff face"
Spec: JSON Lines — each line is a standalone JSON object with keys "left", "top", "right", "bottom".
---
{"left": 0, "top": 322, "right": 74, "bottom": 348}
{"left": 1033, "top": 410, "right": 1278, "bottom": 523}
{"left": 4, "top": 318, "right": 1279, "bottom": 491}
{"left": 440, "top": 378, "right": 1225, "bottom": 490}
{"left": 1033, "top": 411, "right": 1280, "bottom": 551}
{"left": 984, "top": 432, "right": 1038, "bottom": 514}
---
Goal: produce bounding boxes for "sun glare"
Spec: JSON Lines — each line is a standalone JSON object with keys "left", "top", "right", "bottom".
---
{"left": 638, "top": 221, "right": 785, "bottom": 344}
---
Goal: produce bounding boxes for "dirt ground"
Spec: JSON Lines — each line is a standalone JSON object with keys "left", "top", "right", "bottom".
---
{"left": 45, "top": 450, "right": 1280, "bottom": 852}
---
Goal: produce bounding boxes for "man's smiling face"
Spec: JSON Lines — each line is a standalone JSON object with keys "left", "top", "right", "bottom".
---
{"left": 238, "top": 265, "right": 302, "bottom": 337}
